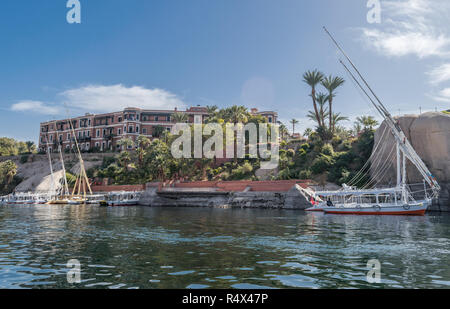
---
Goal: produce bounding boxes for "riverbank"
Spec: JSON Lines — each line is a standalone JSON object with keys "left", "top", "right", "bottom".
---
{"left": 139, "top": 180, "right": 314, "bottom": 210}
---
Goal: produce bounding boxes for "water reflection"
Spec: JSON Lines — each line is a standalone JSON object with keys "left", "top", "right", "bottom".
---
{"left": 0, "top": 205, "right": 449, "bottom": 288}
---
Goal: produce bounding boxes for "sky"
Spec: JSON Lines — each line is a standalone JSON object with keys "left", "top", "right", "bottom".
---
{"left": 0, "top": 0, "right": 449, "bottom": 142}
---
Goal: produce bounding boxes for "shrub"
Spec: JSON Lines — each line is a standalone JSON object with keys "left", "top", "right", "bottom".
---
{"left": 321, "top": 144, "right": 334, "bottom": 156}
{"left": 20, "top": 155, "right": 29, "bottom": 164}
{"left": 299, "top": 169, "right": 312, "bottom": 180}
{"left": 311, "top": 154, "right": 334, "bottom": 175}
{"left": 300, "top": 143, "right": 310, "bottom": 151}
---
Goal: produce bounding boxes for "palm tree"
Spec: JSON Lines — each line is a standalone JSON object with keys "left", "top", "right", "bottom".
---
{"left": 172, "top": 112, "right": 188, "bottom": 123}
{"left": 117, "top": 138, "right": 134, "bottom": 151}
{"left": 290, "top": 119, "right": 299, "bottom": 135}
{"left": 206, "top": 105, "right": 218, "bottom": 115}
{"left": 279, "top": 124, "right": 289, "bottom": 140}
{"left": 26, "top": 141, "right": 36, "bottom": 154}
{"left": 136, "top": 136, "right": 151, "bottom": 168}
{"left": 303, "top": 70, "right": 325, "bottom": 127}
{"left": 2, "top": 161, "right": 17, "bottom": 185}
{"left": 226, "top": 105, "right": 248, "bottom": 162}
{"left": 228, "top": 105, "right": 248, "bottom": 123}
{"left": 117, "top": 151, "right": 131, "bottom": 169}
{"left": 332, "top": 113, "right": 349, "bottom": 127}
{"left": 315, "top": 92, "right": 330, "bottom": 127}
{"left": 153, "top": 126, "right": 166, "bottom": 138}
{"left": 356, "top": 116, "right": 379, "bottom": 131}
{"left": 321, "top": 75, "right": 345, "bottom": 133}
{"left": 304, "top": 128, "right": 313, "bottom": 139}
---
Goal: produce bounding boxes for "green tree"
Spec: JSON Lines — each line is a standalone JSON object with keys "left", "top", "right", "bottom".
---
{"left": 117, "top": 137, "right": 134, "bottom": 151}
{"left": 356, "top": 116, "right": 379, "bottom": 131}
{"left": 303, "top": 70, "right": 325, "bottom": 127}
{"left": 321, "top": 75, "right": 345, "bottom": 133}
{"left": 172, "top": 112, "right": 188, "bottom": 123}
{"left": 290, "top": 119, "right": 299, "bottom": 135}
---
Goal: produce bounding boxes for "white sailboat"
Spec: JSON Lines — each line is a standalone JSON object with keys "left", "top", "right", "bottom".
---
{"left": 305, "top": 28, "right": 440, "bottom": 216}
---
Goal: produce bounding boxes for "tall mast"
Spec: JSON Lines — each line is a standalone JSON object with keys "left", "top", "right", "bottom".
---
{"left": 324, "top": 27, "right": 440, "bottom": 198}
{"left": 58, "top": 145, "right": 70, "bottom": 196}
{"left": 44, "top": 131, "right": 56, "bottom": 196}
{"left": 66, "top": 107, "right": 93, "bottom": 197}
{"left": 52, "top": 120, "right": 70, "bottom": 197}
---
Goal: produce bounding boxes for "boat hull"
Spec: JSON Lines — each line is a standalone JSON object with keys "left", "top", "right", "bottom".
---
{"left": 323, "top": 202, "right": 428, "bottom": 216}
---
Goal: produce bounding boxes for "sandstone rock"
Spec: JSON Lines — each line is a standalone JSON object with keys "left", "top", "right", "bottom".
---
{"left": 372, "top": 112, "right": 450, "bottom": 210}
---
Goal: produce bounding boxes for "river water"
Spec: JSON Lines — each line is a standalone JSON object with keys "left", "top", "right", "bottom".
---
{"left": 0, "top": 204, "right": 449, "bottom": 289}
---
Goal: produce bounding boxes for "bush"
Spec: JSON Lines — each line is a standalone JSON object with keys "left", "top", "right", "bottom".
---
{"left": 299, "top": 169, "right": 312, "bottom": 180}
{"left": 321, "top": 144, "right": 334, "bottom": 156}
{"left": 286, "top": 149, "right": 295, "bottom": 157}
{"left": 311, "top": 154, "right": 334, "bottom": 175}
{"left": 300, "top": 143, "right": 310, "bottom": 151}
{"left": 230, "top": 162, "right": 253, "bottom": 180}
{"left": 20, "top": 155, "right": 29, "bottom": 164}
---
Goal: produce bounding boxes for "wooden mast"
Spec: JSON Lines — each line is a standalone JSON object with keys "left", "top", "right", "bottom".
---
{"left": 66, "top": 108, "right": 92, "bottom": 199}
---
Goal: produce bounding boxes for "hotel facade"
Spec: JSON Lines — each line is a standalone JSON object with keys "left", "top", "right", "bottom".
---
{"left": 38, "top": 106, "right": 278, "bottom": 153}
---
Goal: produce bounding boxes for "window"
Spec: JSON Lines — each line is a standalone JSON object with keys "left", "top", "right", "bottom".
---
{"left": 136, "top": 115, "right": 139, "bottom": 120}
{"left": 68, "top": 133, "right": 71, "bottom": 141}
{"left": 129, "top": 126, "right": 133, "bottom": 133}
{"left": 124, "top": 126, "right": 126, "bottom": 133}
{"left": 143, "top": 128, "right": 147, "bottom": 134}
{"left": 88, "top": 119, "right": 91, "bottom": 126}
{"left": 87, "top": 131, "right": 90, "bottom": 137}
{"left": 155, "top": 116, "right": 159, "bottom": 121}
{"left": 143, "top": 116, "right": 148, "bottom": 121}
{"left": 268, "top": 117, "right": 273, "bottom": 123}
{"left": 136, "top": 125, "right": 139, "bottom": 133}
{"left": 96, "top": 130, "right": 100, "bottom": 137}
{"left": 103, "top": 129, "right": 106, "bottom": 136}
{"left": 118, "top": 128, "right": 122, "bottom": 135}
{"left": 95, "top": 142, "right": 99, "bottom": 148}
{"left": 50, "top": 135, "right": 53, "bottom": 142}
{"left": 59, "top": 135, "right": 62, "bottom": 142}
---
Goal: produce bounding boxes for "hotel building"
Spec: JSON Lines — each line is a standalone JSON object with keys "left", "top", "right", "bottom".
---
{"left": 38, "top": 106, "right": 278, "bottom": 153}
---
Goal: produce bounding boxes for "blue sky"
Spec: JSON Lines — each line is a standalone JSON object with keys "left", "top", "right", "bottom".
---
{"left": 0, "top": 0, "right": 449, "bottom": 142}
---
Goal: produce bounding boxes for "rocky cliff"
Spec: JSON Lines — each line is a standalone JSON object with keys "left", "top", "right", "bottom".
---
{"left": 0, "top": 153, "right": 114, "bottom": 193}
{"left": 372, "top": 112, "right": 450, "bottom": 211}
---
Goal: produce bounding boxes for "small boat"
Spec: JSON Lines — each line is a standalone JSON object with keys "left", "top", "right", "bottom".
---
{"left": 105, "top": 191, "right": 142, "bottom": 206}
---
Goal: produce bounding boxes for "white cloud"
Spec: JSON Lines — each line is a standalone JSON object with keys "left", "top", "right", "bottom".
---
{"left": 60, "top": 84, "right": 186, "bottom": 113}
{"left": 361, "top": 0, "right": 450, "bottom": 59}
{"left": 432, "top": 88, "right": 450, "bottom": 102}
{"left": 362, "top": 28, "right": 450, "bottom": 59}
{"left": 427, "top": 64, "right": 450, "bottom": 85}
{"left": 10, "top": 100, "right": 61, "bottom": 115}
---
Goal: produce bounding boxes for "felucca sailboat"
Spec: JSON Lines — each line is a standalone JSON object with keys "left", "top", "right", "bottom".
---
{"left": 47, "top": 116, "right": 92, "bottom": 205}
{"left": 306, "top": 28, "right": 440, "bottom": 215}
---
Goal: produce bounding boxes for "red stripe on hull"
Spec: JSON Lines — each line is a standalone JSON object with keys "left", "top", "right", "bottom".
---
{"left": 324, "top": 209, "right": 426, "bottom": 216}
{"left": 305, "top": 209, "right": 324, "bottom": 212}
